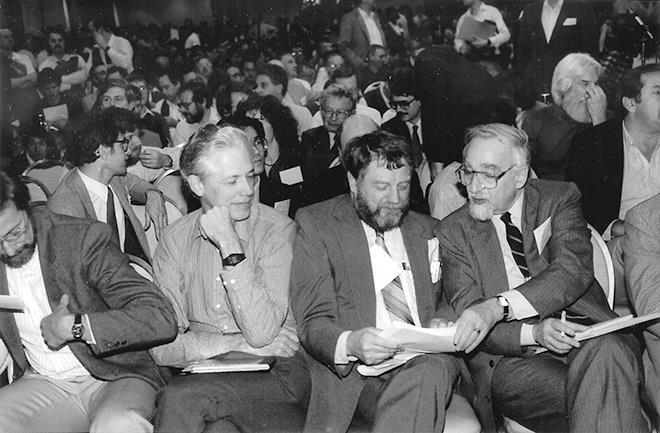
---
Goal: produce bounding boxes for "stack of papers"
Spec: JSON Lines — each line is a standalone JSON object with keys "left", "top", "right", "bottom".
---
{"left": 182, "top": 351, "right": 272, "bottom": 374}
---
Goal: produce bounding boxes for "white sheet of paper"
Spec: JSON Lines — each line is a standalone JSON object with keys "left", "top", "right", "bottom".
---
{"left": 379, "top": 322, "right": 458, "bottom": 353}
{"left": 273, "top": 199, "right": 290, "bottom": 215}
{"left": 357, "top": 352, "right": 421, "bottom": 376}
{"left": 533, "top": 217, "right": 552, "bottom": 255}
{"left": 42, "top": 104, "right": 69, "bottom": 123}
{"left": 369, "top": 244, "right": 402, "bottom": 291}
{"left": 279, "top": 166, "right": 303, "bottom": 185}
{"left": 0, "top": 295, "right": 24, "bottom": 311}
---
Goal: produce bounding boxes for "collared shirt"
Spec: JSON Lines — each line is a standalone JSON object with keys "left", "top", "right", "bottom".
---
{"left": 491, "top": 192, "right": 539, "bottom": 345}
{"left": 335, "top": 223, "right": 421, "bottom": 364}
{"left": 77, "top": 170, "right": 126, "bottom": 250}
{"left": 454, "top": 2, "right": 511, "bottom": 52}
{"left": 150, "top": 203, "right": 296, "bottom": 368}
{"left": 357, "top": 7, "right": 384, "bottom": 46}
{"left": 6, "top": 247, "right": 89, "bottom": 380}
{"left": 541, "top": 0, "right": 564, "bottom": 42}
{"left": 619, "top": 122, "right": 660, "bottom": 220}
{"left": 38, "top": 53, "right": 87, "bottom": 88}
{"left": 106, "top": 34, "right": 133, "bottom": 73}
{"left": 327, "top": 131, "right": 341, "bottom": 169}
{"left": 171, "top": 105, "right": 221, "bottom": 146}
{"left": 406, "top": 119, "right": 422, "bottom": 145}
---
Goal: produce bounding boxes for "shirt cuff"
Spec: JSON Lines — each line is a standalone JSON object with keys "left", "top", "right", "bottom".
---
{"left": 602, "top": 220, "right": 615, "bottom": 241}
{"left": 335, "top": 330, "right": 358, "bottom": 364}
{"left": 500, "top": 290, "right": 538, "bottom": 320}
{"left": 83, "top": 314, "right": 96, "bottom": 345}
{"left": 520, "top": 323, "right": 536, "bottom": 346}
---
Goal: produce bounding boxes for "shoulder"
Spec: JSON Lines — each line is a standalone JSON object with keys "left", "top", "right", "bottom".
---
{"left": 404, "top": 210, "right": 442, "bottom": 234}
{"left": 296, "top": 195, "right": 349, "bottom": 226}
{"left": 302, "top": 126, "right": 325, "bottom": 140}
{"left": 160, "top": 209, "right": 200, "bottom": 243}
{"left": 38, "top": 208, "right": 111, "bottom": 242}
{"left": 526, "top": 178, "right": 581, "bottom": 202}
{"left": 438, "top": 205, "right": 471, "bottom": 234}
{"left": 252, "top": 203, "right": 294, "bottom": 233}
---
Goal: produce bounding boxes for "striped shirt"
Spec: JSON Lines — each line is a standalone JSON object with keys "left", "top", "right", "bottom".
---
{"left": 150, "top": 203, "right": 296, "bottom": 367}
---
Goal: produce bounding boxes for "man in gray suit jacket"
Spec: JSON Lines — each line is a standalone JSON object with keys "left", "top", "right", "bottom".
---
{"left": 439, "top": 123, "right": 646, "bottom": 433}
{"left": 291, "top": 131, "right": 477, "bottom": 433}
{"left": 0, "top": 171, "right": 177, "bottom": 432}
{"left": 625, "top": 193, "right": 660, "bottom": 416}
{"left": 47, "top": 107, "right": 166, "bottom": 263}
{"left": 338, "top": 0, "right": 386, "bottom": 68}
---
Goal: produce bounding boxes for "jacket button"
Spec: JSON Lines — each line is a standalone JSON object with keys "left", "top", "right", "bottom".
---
{"left": 106, "top": 342, "right": 114, "bottom": 348}
{"left": 489, "top": 360, "right": 495, "bottom": 368}
{"left": 121, "top": 340, "right": 127, "bottom": 345}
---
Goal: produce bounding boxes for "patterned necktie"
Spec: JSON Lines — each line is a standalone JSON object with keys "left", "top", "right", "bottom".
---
{"left": 501, "top": 212, "right": 530, "bottom": 278}
{"left": 410, "top": 124, "right": 423, "bottom": 168}
{"left": 328, "top": 133, "right": 340, "bottom": 168}
{"left": 375, "top": 232, "right": 414, "bottom": 325}
{"left": 106, "top": 187, "right": 120, "bottom": 244}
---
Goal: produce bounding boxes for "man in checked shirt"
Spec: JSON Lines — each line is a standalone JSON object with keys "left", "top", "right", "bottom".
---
{"left": 151, "top": 125, "right": 309, "bottom": 433}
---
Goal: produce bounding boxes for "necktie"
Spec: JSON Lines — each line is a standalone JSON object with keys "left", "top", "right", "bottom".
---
{"left": 375, "top": 232, "right": 414, "bottom": 325}
{"left": 328, "top": 133, "right": 340, "bottom": 168}
{"left": 160, "top": 100, "right": 170, "bottom": 117}
{"left": 501, "top": 212, "right": 530, "bottom": 278}
{"left": 410, "top": 124, "right": 423, "bottom": 168}
{"left": 106, "top": 187, "right": 120, "bottom": 244}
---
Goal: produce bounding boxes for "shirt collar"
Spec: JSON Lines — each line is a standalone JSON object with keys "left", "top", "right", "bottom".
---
{"left": 493, "top": 190, "right": 525, "bottom": 227}
{"left": 358, "top": 7, "right": 374, "bottom": 19}
{"left": 543, "top": 0, "right": 563, "bottom": 11}
{"left": 622, "top": 120, "right": 634, "bottom": 149}
{"left": 78, "top": 169, "right": 111, "bottom": 200}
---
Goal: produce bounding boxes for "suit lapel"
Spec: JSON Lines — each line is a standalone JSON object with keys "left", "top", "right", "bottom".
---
{"left": 332, "top": 198, "right": 377, "bottom": 326}
{"left": 400, "top": 216, "right": 434, "bottom": 323}
{"left": 549, "top": 1, "right": 569, "bottom": 44}
{"left": 110, "top": 177, "right": 152, "bottom": 262}
{"left": 469, "top": 219, "right": 510, "bottom": 295}
{"left": 69, "top": 169, "right": 97, "bottom": 218}
{"left": 355, "top": 10, "right": 370, "bottom": 43}
{"left": 34, "top": 212, "right": 64, "bottom": 310}
{"left": 0, "top": 264, "right": 27, "bottom": 373}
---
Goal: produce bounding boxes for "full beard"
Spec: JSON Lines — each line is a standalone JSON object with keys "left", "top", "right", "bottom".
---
{"left": 0, "top": 240, "right": 36, "bottom": 268}
{"left": 468, "top": 199, "right": 495, "bottom": 222}
{"left": 353, "top": 190, "right": 409, "bottom": 232}
{"left": 562, "top": 97, "right": 590, "bottom": 124}
{"left": 185, "top": 109, "right": 204, "bottom": 124}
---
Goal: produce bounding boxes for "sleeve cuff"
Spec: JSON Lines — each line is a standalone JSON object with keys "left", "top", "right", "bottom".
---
{"left": 520, "top": 323, "right": 536, "bottom": 346}
{"left": 500, "top": 290, "right": 538, "bottom": 320}
{"left": 335, "top": 330, "right": 358, "bottom": 364}
{"left": 83, "top": 314, "right": 97, "bottom": 345}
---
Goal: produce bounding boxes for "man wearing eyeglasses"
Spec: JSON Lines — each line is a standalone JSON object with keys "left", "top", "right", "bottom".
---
{"left": 438, "top": 123, "right": 646, "bottom": 433}
{"left": 48, "top": 108, "right": 166, "bottom": 264}
{"left": 171, "top": 81, "right": 221, "bottom": 146}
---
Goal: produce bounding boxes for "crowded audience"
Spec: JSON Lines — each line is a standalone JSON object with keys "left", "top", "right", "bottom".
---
{"left": 1, "top": 0, "right": 660, "bottom": 432}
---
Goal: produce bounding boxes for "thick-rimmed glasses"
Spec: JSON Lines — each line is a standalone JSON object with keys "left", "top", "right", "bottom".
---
{"left": 455, "top": 164, "right": 516, "bottom": 189}
{"left": 0, "top": 215, "right": 29, "bottom": 247}
{"left": 112, "top": 137, "right": 130, "bottom": 152}
{"left": 390, "top": 99, "right": 415, "bottom": 110}
{"left": 321, "top": 107, "right": 351, "bottom": 119}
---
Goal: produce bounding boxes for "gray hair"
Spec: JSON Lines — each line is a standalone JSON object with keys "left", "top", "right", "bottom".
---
{"left": 463, "top": 123, "right": 530, "bottom": 166}
{"left": 551, "top": 53, "right": 603, "bottom": 105}
{"left": 179, "top": 125, "right": 250, "bottom": 178}
{"left": 320, "top": 83, "right": 357, "bottom": 111}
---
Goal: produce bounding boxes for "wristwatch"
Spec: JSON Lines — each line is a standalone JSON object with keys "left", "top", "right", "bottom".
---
{"left": 495, "top": 295, "right": 510, "bottom": 321}
{"left": 222, "top": 253, "right": 246, "bottom": 267}
{"left": 71, "top": 314, "right": 85, "bottom": 341}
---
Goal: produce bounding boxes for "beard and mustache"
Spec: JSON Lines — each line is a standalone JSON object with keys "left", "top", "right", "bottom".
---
{"left": 0, "top": 216, "right": 37, "bottom": 269}
{"left": 353, "top": 188, "right": 410, "bottom": 232}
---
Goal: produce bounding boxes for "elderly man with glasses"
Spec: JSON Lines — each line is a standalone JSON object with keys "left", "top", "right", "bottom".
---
{"left": 437, "top": 123, "right": 647, "bottom": 433}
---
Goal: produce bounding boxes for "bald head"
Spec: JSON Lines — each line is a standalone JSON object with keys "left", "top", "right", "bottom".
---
{"left": 339, "top": 114, "right": 378, "bottom": 150}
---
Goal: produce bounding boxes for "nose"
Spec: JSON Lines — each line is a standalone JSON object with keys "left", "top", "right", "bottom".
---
{"left": 467, "top": 177, "right": 485, "bottom": 195}
{"left": 386, "top": 187, "right": 401, "bottom": 204}
{"left": 2, "top": 241, "right": 17, "bottom": 257}
{"left": 239, "top": 175, "right": 255, "bottom": 197}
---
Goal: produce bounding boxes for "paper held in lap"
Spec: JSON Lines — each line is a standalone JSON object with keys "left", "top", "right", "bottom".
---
{"left": 357, "top": 323, "right": 458, "bottom": 377}
{"left": 535, "top": 312, "right": 660, "bottom": 354}
{"left": 182, "top": 351, "right": 272, "bottom": 374}
{"left": 456, "top": 16, "right": 497, "bottom": 41}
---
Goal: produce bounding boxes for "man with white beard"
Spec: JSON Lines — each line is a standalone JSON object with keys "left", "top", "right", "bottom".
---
{"left": 521, "top": 53, "right": 607, "bottom": 180}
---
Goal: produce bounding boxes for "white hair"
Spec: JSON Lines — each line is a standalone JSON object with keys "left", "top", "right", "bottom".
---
{"left": 551, "top": 53, "right": 603, "bottom": 105}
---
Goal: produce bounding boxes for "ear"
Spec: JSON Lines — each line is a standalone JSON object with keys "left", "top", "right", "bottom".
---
{"left": 621, "top": 96, "right": 636, "bottom": 114}
{"left": 347, "top": 171, "right": 358, "bottom": 195}
{"left": 96, "top": 144, "right": 107, "bottom": 160}
{"left": 514, "top": 165, "right": 529, "bottom": 189}
{"left": 187, "top": 174, "right": 205, "bottom": 197}
{"left": 275, "top": 83, "right": 284, "bottom": 97}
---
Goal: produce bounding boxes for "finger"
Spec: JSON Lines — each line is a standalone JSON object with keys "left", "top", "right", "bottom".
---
{"left": 58, "top": 294, "right": 69, "bottom": 310}
{"left": 453, "top": 319, "right": 474, "bottom": 349}
{"left": 371, "top": 335, "right": 402, "bottom": 351}
{"left": 562, "top": 320, "right": 589, "bottom": 334}
{"left": 429, "top": 318, "right": 449, "bottom": 328}
{"left": 465, "top": 330, "right": 486, "bottom": 354}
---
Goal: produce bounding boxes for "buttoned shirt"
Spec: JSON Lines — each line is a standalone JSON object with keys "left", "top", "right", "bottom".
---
{"left": 357, "top": 8, "right": 384, "bottom": 46}
{"left": 541, "top": 0, "right": 564, "bottom": 42}
{"left": 454, "top": 2, "right": 511, "bottom": 52}
{"left": 77, "top": 170, "right": 126, "bottom": 250}
{"left": 334, "top": 224, "right": 421, "bottom": 364}
{"left": 150, "top": 203, "right": 296, "bottom": 367}
{"left": 619, "top": 122, "right": 660, "bottom": 220}
{"left": 6, "top": 247, "right": 89, "bottom": 380}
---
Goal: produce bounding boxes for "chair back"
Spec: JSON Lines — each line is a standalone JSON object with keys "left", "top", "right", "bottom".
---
{"left": 133, "top": 194, "right": 186, "bottom": 256}
{"left": 127, "top": 254, "right": 153, "bottom": 282}
{"left": 22, "top": 160, "right": 69, "bottom": 194}
{"left": 588, "top": 224, "right": 615, "bottom": 308}
{"left": 19, "top": 175, "right": 51, "bottom": 202}
{"left": 154, "top": 169, "right": 188, "bottom": 214}
{"left": 363, "top": 81, "right": 390, "bottom": 115}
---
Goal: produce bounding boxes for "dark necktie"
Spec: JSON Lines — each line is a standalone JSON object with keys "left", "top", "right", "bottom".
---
{"left": 328, "top": 133, "right": 340, "bottom": 168}
{"left": 376, "top": 232, "right": 414, "bottom": 325}
{"left": 501, "top": 212, "right": 530, "bottom": 278}
{"left": 160, "top": 100, "right": 170, "bottom": 117}
{"left": 410, "top": 124, "right": 423, "bottom": 168}
{"left": 106, "top": 187, "right": 120, "bottom": 244}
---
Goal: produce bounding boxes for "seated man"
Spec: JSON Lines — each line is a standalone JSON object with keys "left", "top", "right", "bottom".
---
{"left": 439, "top": 123, "right": 646, "bottom": 433}
{"left": 291, "top": 131, "right": 472, "bottom": 433}
{"left": 47, "top": 108, "right": 166, "bottom": 263}
{"left": 152, "top": 126, "right": 309, "bottom": 432}
{"left": 624, "top": 193, "right": 660, "bottom": 415}
{"left": 0, "top": 171, "right": 177, "bottom": 432}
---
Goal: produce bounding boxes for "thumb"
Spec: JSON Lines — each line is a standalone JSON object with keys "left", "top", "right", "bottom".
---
{"left": 58, "top": 294, "right": 70, "bottom": 311}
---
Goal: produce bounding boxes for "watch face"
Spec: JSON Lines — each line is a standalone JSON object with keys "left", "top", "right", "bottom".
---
{"left": 72, "top": 323, "right": 84, "bottom": 339}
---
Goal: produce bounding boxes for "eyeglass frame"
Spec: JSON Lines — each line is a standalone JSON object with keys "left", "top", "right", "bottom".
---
{"left": 455, "top": 164, "right": 518, "bottom": 189}
{"left": 112, "top": 137, "right": 131, "bottom": 152}
{"left": 390, "top": 97, "right": 417, "bottom": 110}
{"left": 320, "top": 107, "right": 352, "bottom": 119}
{"left": 0, "top": 213, "right": 30, "bottom": 247}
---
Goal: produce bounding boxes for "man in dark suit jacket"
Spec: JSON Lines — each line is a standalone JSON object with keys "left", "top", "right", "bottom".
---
{"left": 439, "top": 123, "right": 646, "bottom": 433}
{"left": 291, "top": 131, "right": 476, "bottom": 433}
{"left": 0, "top": 171, "right": 177, "bottom": 432}
{"left": 338, "top": 0, "right": 386, "bottom": 68}
{"left": 515, "top": 0, "right": 598, "bottom": 97}
{"left": 47, "top": 108, "right": 166, "bottom": 263}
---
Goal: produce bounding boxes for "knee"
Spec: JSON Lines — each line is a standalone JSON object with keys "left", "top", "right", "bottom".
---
{"left": 407, "top": 354, "right": 460, "bottom": 384}
{"left": 580, "top": 334, "right": 640, "bottom": 369}
{"left": 157, "top": 378, "right": 204, "bottom": 411}
{"left": 90, "top": 408, "right": 153, "bottom": 433}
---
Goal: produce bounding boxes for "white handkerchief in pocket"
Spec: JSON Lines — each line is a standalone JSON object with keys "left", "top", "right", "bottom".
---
{"left": 563, "top": 17, "right": 577, "bottom": 26}
{"left": 533, "top": 217, "right": 552, "bottom": 255}
{"left": 279, "top": 166, "right": 303, "bottom": 185}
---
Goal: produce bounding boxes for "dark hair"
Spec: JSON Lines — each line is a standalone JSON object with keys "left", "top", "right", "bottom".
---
{"left": 156, "top": 68, "right": 182, "bottom": 86}
{"left": 237, "top": 94, "right": 299, "bottom": 159}
{"left": 67, "top": 108, "right": 138, "bottom": 166}
{"left": 331, "top": 64, "right": 356, "bottom": 80}
{"left": 106, "top": 65, "right": 128, "bottom": 79}
{"left": 230, "top": 81, "right": 253, "bottom": 95}
{"left": 180, "top": 81, "right": 211, "bottom": 108}
{"left": 126, "top": 72, "right": 147, "bottom": 84}
{"left": 618, "top": 64, "right": 660, "bottom": 114}
{"left": 37, "top": 68, "right": 61, "bottom": 88}
{"left": 0, "top": 171, "right": 30, "bottom": 212}
{"left": 226, "top": 115, "right": 265, "bottom": 141}
{"left": 257, "top": 64, "right": 288, "bottom": 96}
{"left": 390, "top": 75, "right": 416, "bottom": 98}
{"left": 385, "top": 7, "right": 399, "bottom": 24}
{"left": 125, "top": 85, "right": 140, "bottom": 103}
{"left": 342, "top": 130, "right": 412, "bottom": 179}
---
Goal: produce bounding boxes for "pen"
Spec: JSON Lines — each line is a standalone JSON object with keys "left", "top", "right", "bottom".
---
{"left": 560, "top": 310, "right": 566, "bottom": 338}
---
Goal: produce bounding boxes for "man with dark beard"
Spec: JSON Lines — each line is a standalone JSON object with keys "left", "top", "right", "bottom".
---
{"left": 438, "top": 123, "right": 646, "bottom": 433}
{"left": 290, "top": 130, "right": 479, "bottom": 433}
{"left": 0, "top": 171, "right": 177, "bottom": 432}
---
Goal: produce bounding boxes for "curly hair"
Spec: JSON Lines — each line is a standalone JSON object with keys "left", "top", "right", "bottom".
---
{"left": 236, "top": 94, "right": 300, "bottom": 159}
